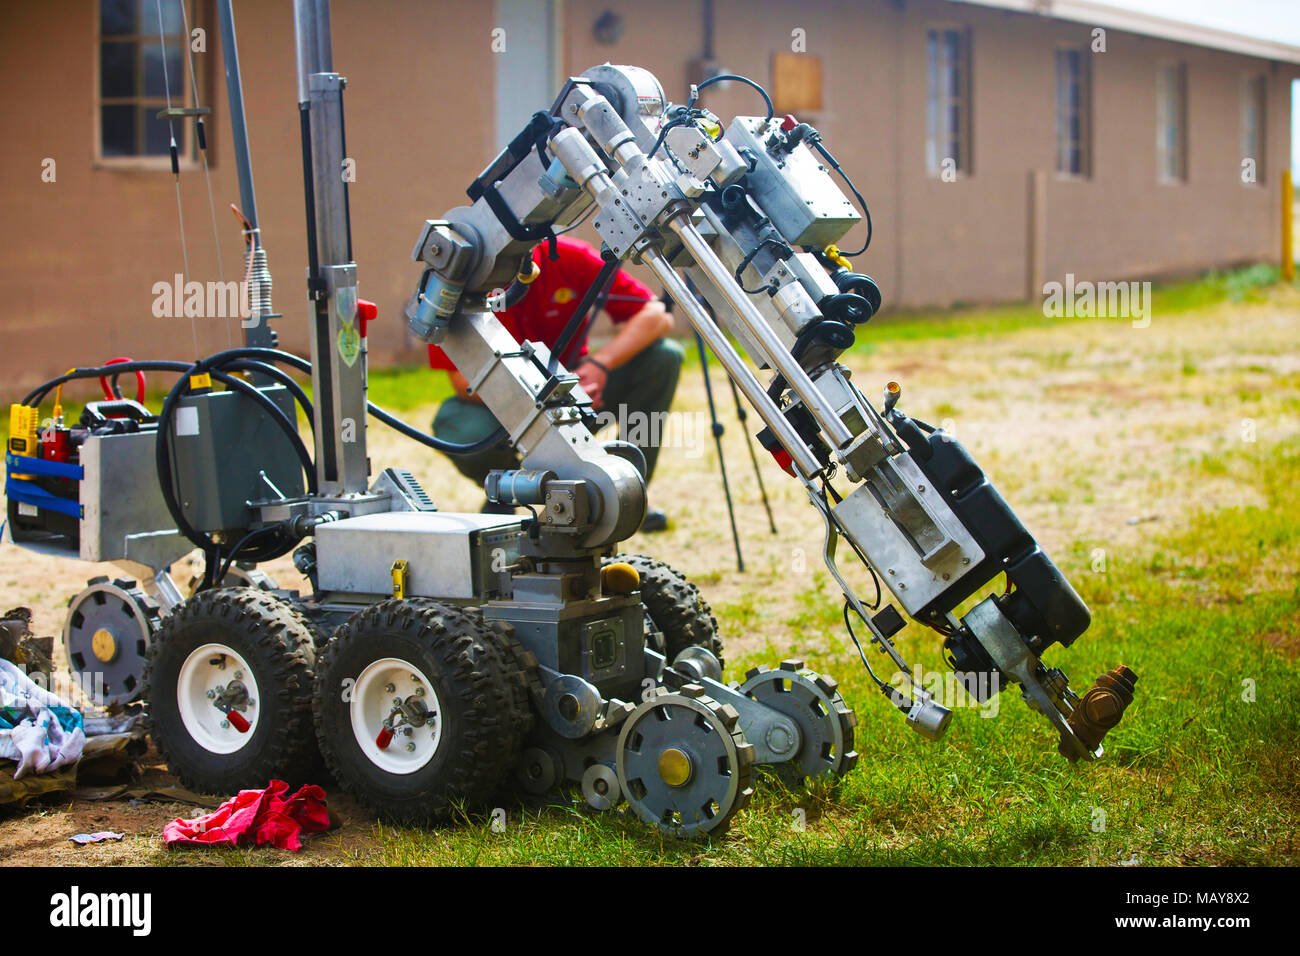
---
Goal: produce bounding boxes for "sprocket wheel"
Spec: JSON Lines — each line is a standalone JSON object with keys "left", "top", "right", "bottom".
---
{"left": 616, "top": 686, "right": 754, "bottom": 838}
{"left": 64, "top": 577, "right": 161, "bottom": 707}
{"left": 738, "top": 659, "right": 858, "bottom": 782}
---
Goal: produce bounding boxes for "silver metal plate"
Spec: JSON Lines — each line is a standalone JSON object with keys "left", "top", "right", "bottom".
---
{"left": 81, "top": 432, "right": 190, "bottom": 568}
{"left": 833, "top": 455, "right": 985, "bottom": 616}
{"left": 314, "top": 511, "right": 521, "bottom": 600}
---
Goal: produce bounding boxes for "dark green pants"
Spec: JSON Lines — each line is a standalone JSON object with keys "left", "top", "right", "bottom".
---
{"left": 432, "top": 337, "right": 684, "bottom": 487}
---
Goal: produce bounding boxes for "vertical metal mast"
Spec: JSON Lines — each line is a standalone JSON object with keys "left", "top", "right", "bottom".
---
{"left": 217, "top": 0, "right": 277, "bottom": 366}
{"left": 294, "top": 0, "right": 369, "bottom": 496}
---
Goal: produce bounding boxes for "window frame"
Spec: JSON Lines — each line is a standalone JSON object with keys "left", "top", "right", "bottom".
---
{"left": 925, "top": 24, "right": 973, "bottom": 179}
{"left": 94, "top": 0, "right": 203, "bottom": 171}
{"left": 1054, "top": 44, "right": 1091, "bottom": 180}
{"left": 1239, "top": 72, "right": 1267, "bottom": 187}
{"left": 1155, "top": 60, "right": 1188, "bottom": 185}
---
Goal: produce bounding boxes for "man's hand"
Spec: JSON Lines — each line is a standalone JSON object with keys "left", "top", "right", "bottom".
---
{"left": 572, "top": 299, "right": 671, "bottom": 412}
{"left": 576, "top": 358, "right": 608, "bottom": 409}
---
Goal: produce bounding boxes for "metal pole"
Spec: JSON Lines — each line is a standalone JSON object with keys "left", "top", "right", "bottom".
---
{"left": 217, "top": 0, "right": 257, "bottom": 232}
{"left": 216, "top": 0, "right": 277, "bottom": 359}
{"left": 294, "top": 0, "right": 368, "bottom": 496}
{"left": 642, "top": 247, "right": 822, "bottom": 479}
{"left": 667, "top": 215, "right": 855, "bottom": 451}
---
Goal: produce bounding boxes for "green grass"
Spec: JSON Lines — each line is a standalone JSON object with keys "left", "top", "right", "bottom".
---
{"left": 4, "top": 263, "right": 1289, "bottom": 446}
{"left": 837, "top": 262, "right": 1287, "bottom": 352}
{"left": 7, "top": 263, "right": 1297, "bottom": 866}
{"left": 345, "top": 438, "right": 1299, "bottom": 866}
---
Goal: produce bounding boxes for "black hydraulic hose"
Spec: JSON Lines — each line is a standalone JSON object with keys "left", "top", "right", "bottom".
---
{"left": 153, "top": 363, "right": 315, "bottom": 577}
{"left": 220, "top": 358, "right": 315, "bottom": 427}
{"left": 24, "top": 359, "right": 200, "bottom": 407}
{"left": 810, "top": 140, "right": 873, "bottom": 256}
{"left": 548, "top": 257, "right": 620, "bottom": 374}
{"left": 23, "top": 348, "right": 514, "bottom": 459}
{"left": 21, "top": 349, "right": 513, "bottom": 583}
{"left": 367, "top": 402, "right": 507, "bottom": 455}
{"left": 195, "top": 347, "right": 510, "bottom": 456}
{"left": 695, "top": 73, "right": 774, "bottom": 121}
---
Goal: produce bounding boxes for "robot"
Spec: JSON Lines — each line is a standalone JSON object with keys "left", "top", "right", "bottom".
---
{"left": 5, "top": 1, "right": 1134, "bottom": 838}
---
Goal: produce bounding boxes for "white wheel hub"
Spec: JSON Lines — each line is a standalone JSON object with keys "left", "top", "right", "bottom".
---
{"left": 176, "top": 643, "right": 261, "bottom": 755}
{"left": 351, "top": 657, "right": 442, "bottom": 775}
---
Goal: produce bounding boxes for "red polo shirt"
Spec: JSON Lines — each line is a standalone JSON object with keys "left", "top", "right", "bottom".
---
{"left": 427, "top": 236, "right": 653, "bottom": 371}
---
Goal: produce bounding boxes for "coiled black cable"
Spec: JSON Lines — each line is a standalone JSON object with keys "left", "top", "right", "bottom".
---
{"left": 695, "top": 73, "right": 775, "bottom": 121}
{"left": 20, "top": 348, "right": 514, "bottom": 587}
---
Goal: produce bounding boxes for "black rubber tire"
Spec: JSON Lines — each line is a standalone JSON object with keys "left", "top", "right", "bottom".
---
{"left": 466, "top": 609, "right": 540, "bottom": 794}
{"left": 312, "top": 599, "right": 532, "bottom": 825}
{"left": 606, "top": 554, "right": 724, "bottom": 669}
{"left": 143, "top": 587, "right": 319, "bottom": 794}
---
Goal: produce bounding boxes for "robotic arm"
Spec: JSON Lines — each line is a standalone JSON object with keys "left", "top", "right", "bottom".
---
{"left": 404, "top": 65, "right": 1135, "bottom": 761}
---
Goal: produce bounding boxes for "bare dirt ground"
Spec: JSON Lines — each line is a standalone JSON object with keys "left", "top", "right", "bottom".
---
{"left": 2, "top": 287, "right": 1297, "bottom": 864}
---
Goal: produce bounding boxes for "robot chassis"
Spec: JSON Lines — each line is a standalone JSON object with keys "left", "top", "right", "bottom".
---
{"left": 5, "top": 2, "right": 1135, "bottom": 839}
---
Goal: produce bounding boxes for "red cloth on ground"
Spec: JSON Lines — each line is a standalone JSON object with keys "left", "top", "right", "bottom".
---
{"left": 163, "top": 780, "right": 330, "bottom": 851}
{"left": 427, "top": 235, "right": 654, "bottom": 371}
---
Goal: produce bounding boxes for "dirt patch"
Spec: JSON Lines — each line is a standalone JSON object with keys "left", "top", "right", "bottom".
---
{"left": 0, "top": 745, "right": 384, "bottom": 866}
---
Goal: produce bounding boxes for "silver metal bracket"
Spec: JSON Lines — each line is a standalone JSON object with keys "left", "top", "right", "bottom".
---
{"left": 963, "top": 597, "right": 1100, "bottom": 760}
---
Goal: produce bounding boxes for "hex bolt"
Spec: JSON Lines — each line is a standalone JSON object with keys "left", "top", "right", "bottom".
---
{"left": 233, "top": 670, "right": 243, "bottom": 680}
{"left": 384, "top": 683, "right": 396, "bottom": 694}
{"left": 206, "top": 690, "right": 216, "bottom": 699}
{"left": 406, "top": 743, "right": 416, "bottom": 752}
{"left": 220, "top": 719, "right": 230, "bottom": 729}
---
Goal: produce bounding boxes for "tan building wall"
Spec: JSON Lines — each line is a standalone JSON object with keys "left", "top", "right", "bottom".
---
{"left": 0, "top": 0, "right": 1295, "bottom": 390}
{"left": 0, "top": 0, "right": 498, "bottom": 390}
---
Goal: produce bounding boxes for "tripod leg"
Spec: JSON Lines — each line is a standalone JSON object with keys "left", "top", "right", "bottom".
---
{"left": 695, "top": 330, "right": 744, "bottom": 572}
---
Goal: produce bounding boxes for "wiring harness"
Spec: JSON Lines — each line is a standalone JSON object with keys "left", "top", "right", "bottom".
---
{"left": 19, "top": 348, "right": 504, "bottom": 588}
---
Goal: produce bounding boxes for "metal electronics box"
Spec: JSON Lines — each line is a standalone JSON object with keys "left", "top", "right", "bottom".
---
{"left": 314, "top": 511, "right": 523, "bottom": 601}
{"left": 724, "top": 116, "right": 860, "bottom": 248}
{"left": 81, "top": 430, "right": 192, "bottom": 567}
{"left": 168, "top": 384, "right": 304, "bottom": 535}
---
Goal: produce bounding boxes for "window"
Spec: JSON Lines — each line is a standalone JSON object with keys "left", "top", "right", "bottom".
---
{"left": 1155, "top": 62, "right": 1187, "bottom": 183}
{"left": 97, "top": 0, "right": 195, "bottom": 165}
{"left": 1240, "top": 74, "right": 1266, "bottom": 185}
{"left": 926, "top": 27, "right": 972, "bottom": 176}
{"left": 1055, "top": 47, "right": 1090, "bottom": 177}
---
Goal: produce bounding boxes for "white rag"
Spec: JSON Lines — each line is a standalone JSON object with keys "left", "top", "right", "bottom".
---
{"left": 0, "top": 658, "right": 85, "bottom": 778}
